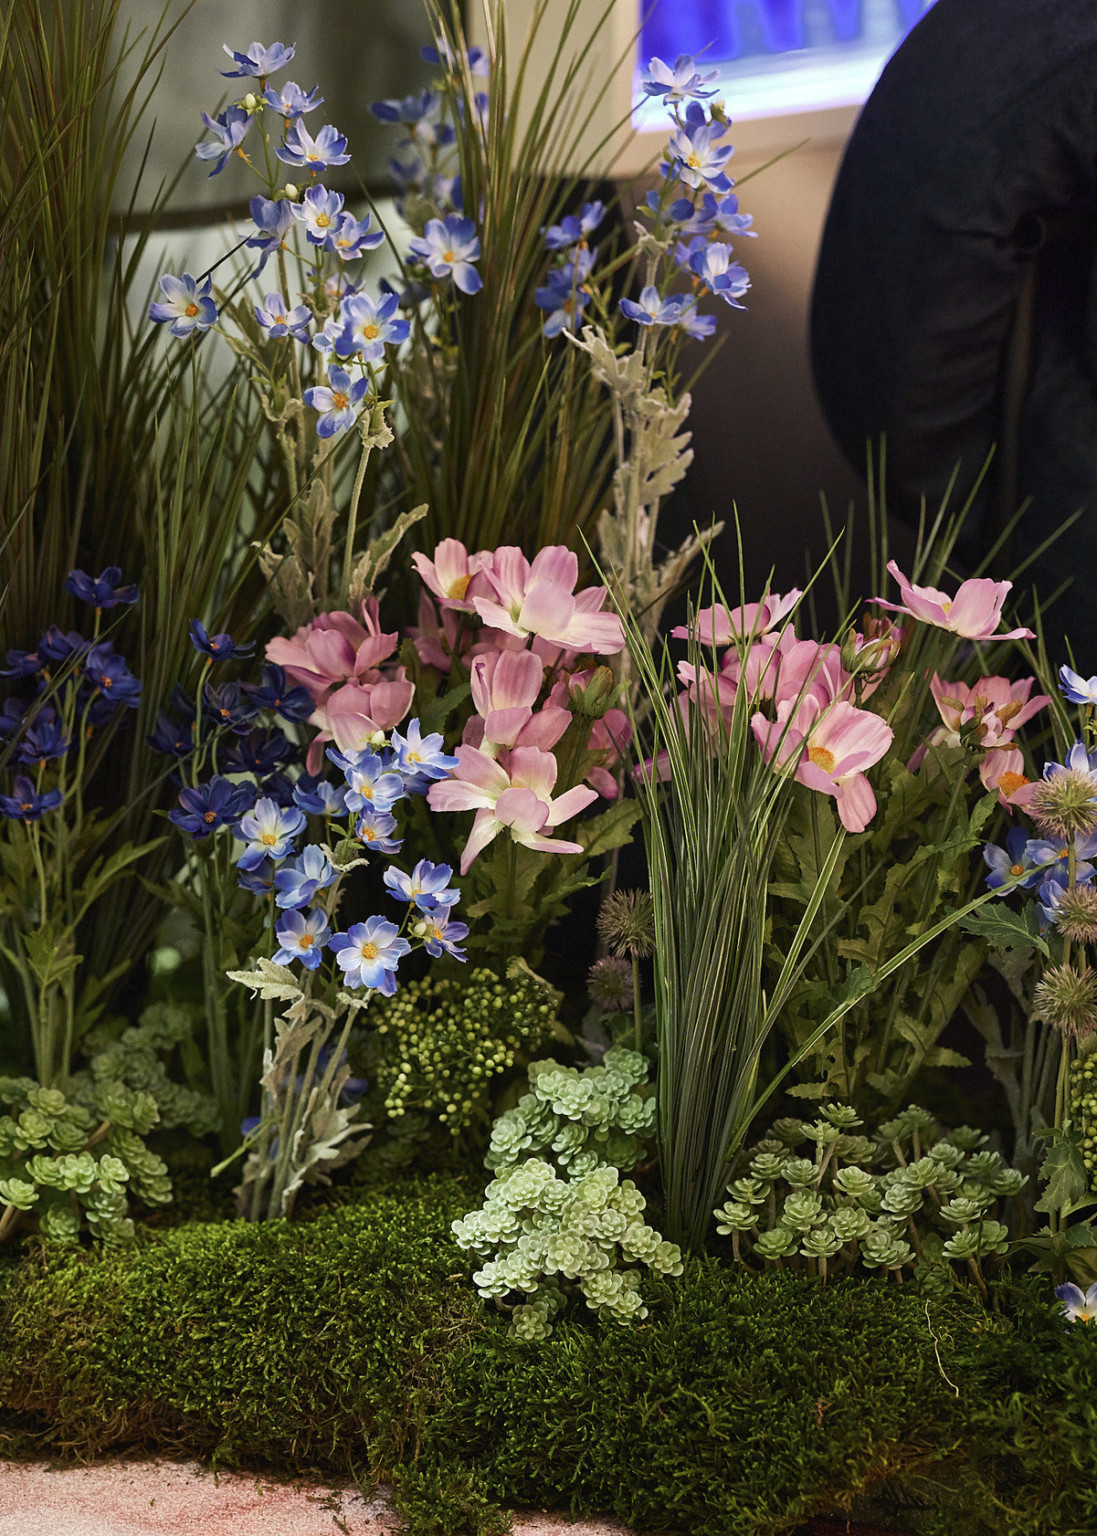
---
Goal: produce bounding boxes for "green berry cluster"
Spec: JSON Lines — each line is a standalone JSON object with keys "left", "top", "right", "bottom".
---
{"left": 72, "top": 1003, "right": 218, "bottom": 1138}
{"left": 485, "top": 1045, "right": 654, "bottom": 1176}
{"left": 714, "top": 1102, "right": 1024, "bottom": 1292}
{"left": 1069, "top": 1055, "right": 1097, "bottom": 1187}
{"left": 364, "top": 967, "right": 558, "bottom": 1132}
{"left": 0, "top": 1076, "right": 172, "bottom": 1247}
{"left": 453, "top": 1047, "right": 676, "bottom": 1340}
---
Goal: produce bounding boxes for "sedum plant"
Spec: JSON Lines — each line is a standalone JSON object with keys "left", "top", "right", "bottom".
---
{"left": 714, "top": 1103, "right": 1025, "bottom": 1299}
{"left": 0, "top": 1076, "right": 171, "bottom": 1247}
{"left": 453, "top": 1047, "right": 682, "bottom": 1339}
{"left": 70, "top": 1003, "right": 218, "bottom": 1140}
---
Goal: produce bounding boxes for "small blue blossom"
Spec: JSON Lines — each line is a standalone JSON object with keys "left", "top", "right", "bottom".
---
{"left": 619, "top": 286, "right": 693, "bottom": 327}
{"left": 0, "top": 647, "right": 43, "bottom": 679}
{"left": 234, "top": 797, "right": 307, "bottom": 870}
{"left": 390, "top": 719, "right": 459, "bottom": 786}
{"left": 253, "top": 291, "right": 312, "bottom": 341}
{"left": 383, "top": 858, "right": 459, "bottom": 913}
{"left": 419, "top": 907, "right": 469, "bottom": 961}
{"left": 274, "top": 844, "right": 336, "bottom": 910}
{"left": 292, "top": 185, "right": 345, "bottom": 245}
{"left": 328, "top": 211, "right": 384, "bottom": 262}
{"left": 194, "top": 106, "right": 252, "bottom": 177}
{"left": 221, "top": 727, "right": 295, "bottom": 777}
{"left": 329, "top": 916, "right": 410, "bottom": 994}
{"left": 668, "top": 118, "right": 734, "bottom": 193}
{"left": 245, "top": 196, "right": 295, "bottom": 275}
{"left": 238, "top": 861, "right": 277, "bottom": 896}
{"left": 38, "top": 627, "right": 90, "bottom": 664}
{"left": 641, "top": 54, "right": 719, "bottom": 103}
{"left": 338, "top": 291, "right": 409, "bottom": 363}
{"left": 303, "top": 366, "right": 368, "bottom": 438}
{"left": 84, "top": 643, "right": 141, "bottom": 710}
{"left": 535, "top": 262, "right": 591, "bottom": 337}
{"left": 675, "top": 299, "right": 716, "bottom": 340}
{"left": 147, "top": 710, "right": 194, "bottom": 759}
{"left": 1060, "top": 666, "right": 1097, "bottom": 706}
{"left": 342, "top": 750, "right": 405, "bottom": 814}
{"left": 0, "top": 775, "right": 63, "bottom": 823}
{"left": 420, "top": 40, "right": 488, "bottom": 75}
{"left": 354, "top": 808, "right": 403, "bottom": 854}
{"left": 169, "top": 777, "right": 255, "bottom": 838}
{"left": 274, "top": 908, "right": 331, "bottom": 969}
{"left": 64, "top": 567, "right": 139, "bottom": 609}
{"left": 1025, "top": 832, "right": 1097, "bottom": 888}
{"left": 202, "top": 681, "right": 259, "bottom": 733}
{"left": 984, "top": 826, "right": 1046, "bottom": 890}
{"left": 275, "top": 121, "right": 350, "bottom": 171}
{"left": 149, "top": 273, "right": 218, "bottom": 338}
{"left": 407, "top": 215, "right": 482, "bottom": 295}
{"left": 293, "top": 776, "right": 348, "bottom": 817}
{"left": 221, "top": 41, "right": 296, "bottom": 79}
{"left": 189, "top": 619, "right": 255, "bottom": 662}
{"left": 1055, "top": 1279, "right": 1097, "bottom": 1324}
{"left": 543, "top": 201, "right": 605, "bottom": 251}
{"left": 262, "top": 81, "right": 323, "bottom": 119}
{"left": 244, "top": 663, "right": 314, "bottom": 722}
{"left": 15, "top": 707, "right": 70, "bottom": 764}
{"left": 688, "top": 240, "right": 750, "bottom": 308}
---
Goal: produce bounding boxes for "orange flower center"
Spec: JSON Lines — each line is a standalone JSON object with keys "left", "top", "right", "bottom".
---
{"left": 360, "top": 941, "right": 378, "bottom": 960}
{"left": 807, "top": 745, "right": 836, "bottom": 774}
{"left": 185, "top": 303, "right": 199, "bottom": 317}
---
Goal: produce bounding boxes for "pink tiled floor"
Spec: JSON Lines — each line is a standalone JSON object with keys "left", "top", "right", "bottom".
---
{"left": 0, "top": 1461, "right": 635, "bottom": 1536}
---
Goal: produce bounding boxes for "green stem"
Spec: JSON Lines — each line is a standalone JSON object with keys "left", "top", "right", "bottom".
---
{"left": 632, "top": 953, "right": 642, "bottom": 1052}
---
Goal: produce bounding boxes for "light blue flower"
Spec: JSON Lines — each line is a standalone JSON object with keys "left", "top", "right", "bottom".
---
{"left": 619, "top": 286, "right": 692, "bottom": 327}
{"left": 389, "top": 719, "right": 458, "bottom": 786}
{"left": 543, "top": 200, "right": 605, "bottom": 251}
{"left": 420, "top": 907, "right": 469, "bottom": 961}
{"left": 303, "top": 366, "right": 368, "bottom": 438}
{"left": 329, "top": 916, "right": 410, "bottom": 993}
{"left": 221, "top": 41, "right": 296, "bottom": 79}
{"left": 292, "top": 185, "right": 345, "bottom": 245}
{"left": 274, "top": 908, "right": 330, "bottom": 970}
{"left": 338, "top": 291, "right": 410, "bottom": 362}
{"left": 149, "top": 273, "right": 218, "bottom": 339}
{"left": 668, "top": 119, "right": 734, "bottom": 193}
{"left": 194, "top": 106, "right": 252, "bottom": 177}
{"left": 383, "top": 858, "right": 460, "bottom": 913}
{"left": 328, "top": 211, "right": 384, "bottom": 262}
{"left": 641, "top": 54, "right": 718, "bottom": 104}
{"left": 535, "top": 261, "right": 592, "bottom": 338}
{"left": 254, "top": 291, "right": 311, "bottom": 341}
{"left": 355, "top": 808, "right": 403, "bottom": 854}
{"left": 1060, "top": 666, "right": 1097, "bottom": 706}
{"left": 1055, "top": 1279, "right": 1097, "bottom": 1324}
{"left": 276, "top": 121, "right": 350, "bottom": 171}
{"left": 262, "top": 81, "right": 323, "bottom": 119}
{"left": 983, "top": 826, "right": 1046, "bottom": 890}
{"left": 274, "top": 844, "right": 336, "bottom": 910}
{"left": 245, "top": 195, "right": 295, "bottom": 275}
{"left": 688, "top": 240, "right": 750, "bottom": 308}
{"left": 235, "top": 797, "right": 307, "bottom": 870}
{"left": 407, "top": 215, "right": 482, "bottom": 295}
{"left": 342, "top": 749, "right": 405, "bottom": 813}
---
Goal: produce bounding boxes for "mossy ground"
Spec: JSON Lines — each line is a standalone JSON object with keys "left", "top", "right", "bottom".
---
{"left": 0, "top": 1176, "right": 1094, "bottom": 1536}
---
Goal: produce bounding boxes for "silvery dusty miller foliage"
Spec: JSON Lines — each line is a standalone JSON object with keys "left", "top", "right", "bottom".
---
{"left": 0, "top": 1076, "right": 171, "bottom": 1246}
{"left": 453, "top": 1047, "right": 682, "bottom": 1339}
{"left": 715, "top": 1102, "right": 1025, "bottom": 1295}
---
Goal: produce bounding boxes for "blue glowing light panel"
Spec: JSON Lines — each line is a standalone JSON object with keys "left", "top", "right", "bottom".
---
{"left": 638, "top": 0, "right": 936, "bottom": 117}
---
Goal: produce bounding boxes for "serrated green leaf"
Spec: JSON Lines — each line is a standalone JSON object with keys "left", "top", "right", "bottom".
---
{"left": 956, "top": 902, "right": 1048, "bottom": 955}
{"left": 1035, "top": 1130, "right": 1094, "bottom": 1216}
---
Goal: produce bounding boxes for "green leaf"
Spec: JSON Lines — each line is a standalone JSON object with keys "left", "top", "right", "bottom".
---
{"left": 955, "top": 901, "right": 1048, "bottom": 956}
{"left": 350, "top": 502, "right": 428, "bottom": 604}
{"left": 1034, "top": 1129, "right": 1095, "bottom": 1216}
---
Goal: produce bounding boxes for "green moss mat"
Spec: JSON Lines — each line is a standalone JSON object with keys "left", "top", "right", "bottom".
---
{"left": 0, "top": 1177, "right": 1095, "bottom": 1536}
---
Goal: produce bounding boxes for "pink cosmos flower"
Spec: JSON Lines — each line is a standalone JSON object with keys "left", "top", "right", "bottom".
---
{"left": 411, "top": 539, "right": 492, "bottom": 613}
{"left": 872, "top": 560, "right": 1033, "bottom": 641}
{"left": 266, "top": 599, "right": 399, "bottom": 700}
{"left": 306, "top": 675, "right": 415, "bottom": 771}
{"left": 407, "top": 591, "right": 464, "bottom": 673}
{"left": 670, "top": 588, "right": 802, "bottom": 646}
{"left": 752, "top": 697, "right": 894, "bottom": 833}
{"left": 468, "top": 650, "right": 544, "bottom": 747}
{"left": 472, "top": 545, "right": 625, "bottom": 656}
{"left": 427, "top": 743, "right": 597, "bottom": 873}
{"left": 927, "top": 673, "right": 1049, "bottom": 751}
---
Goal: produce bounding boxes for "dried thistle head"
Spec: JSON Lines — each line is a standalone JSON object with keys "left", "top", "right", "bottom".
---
{"left": 1027, "top": 768, "right": 1097, "bottom": 841}
{"left": 1034, "top": 961, "right": 1097, "bottom": 1039}
{"left": 587, "top": 956, "right": 634, "bottom": 1014}
{"left": 1051, "top": 885, "right": 1097, "bottom": 946}
{"left": 596, "top": 889, "right": 656, "bottom": 958}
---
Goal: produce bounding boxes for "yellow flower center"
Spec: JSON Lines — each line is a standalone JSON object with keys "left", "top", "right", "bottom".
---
{"left": 807, "top": 745, "right": 836, "bottom": 774}
{"left": 1010, "top": 863, "right": 1025, "bottom": 876}
{"left": 448, "top": 574, "right": 471, "bottom": 600}
{"left": 261, "top": 832, "right": 278, "bottom": 846}
{"left": 442, "top": 248, "right": 455, "bottom": 263}
{"left": 316, "top": 212, "right": 331, "bottom": 227}
{"left": 331, "top": 390, "right": 349, "bottom": 410}
{"left": 687, "top": 153, "right": 701, "bottom": 169}
{"left": 408, "top": 751, "right": 421, "bottom": 764}
{"left": 300, "top": 933, "right": 314, "bottom": 948}
{"left": 360, "top": 941, "right": 378, "bottom": 960}
{"left": 203, "top": 810, "right": 216, "bottom": 824}
{"left": 361, "top": 323, "right": 379, "bottom": 340}
{"left": 185, "top": 303, "right": 199, "bottom": 317}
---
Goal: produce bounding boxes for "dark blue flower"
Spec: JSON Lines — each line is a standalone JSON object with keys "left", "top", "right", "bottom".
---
{"left": 0, "top": 774, "right": 63, "bottom": 822}
{"left": 222, "top": 727, "right": 295, "bottom": 777}
{"left": 984, "top": 826, "right": 1046, "bottom": 890}
{"left": 238, "top": 860, "right": 278, "bottom": 896}
{"left": 0, "top": 648, "right": 43, "bottom": 679}
{"left": 64, "top": 567, "right": 139, "bottom": 609}
{"left": 147, "top": 710, "right": 195, "bottom": 759}
{"left": 38, "top": 627, "right": 89, "bottom": 664}
{"left": 0, "top": 699, "right": 27, "bottom": 737}
{"left": 189, "top": 620, "right": 255, "bottom": 662}
{"left": 293, "top": 775, "right": 347, "bottom": 817}
{"left": 203, "top": 680, "right": 259, "bottom": 734}
{"left": 84, "top": 643, "right": 141, "bottom": 709}
{"left": 169, "top": 776, "right": 256, "bottom": 838}
{"left": 244, "top": 663, "right": 314, "bottom": 723}
{"left": 15, "top": 707, "right": 70, "bottom": 764}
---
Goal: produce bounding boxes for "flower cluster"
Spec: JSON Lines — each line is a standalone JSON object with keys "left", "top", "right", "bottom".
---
{"left": 715, "top": 1104, "right": 1023, "bottom": 1293}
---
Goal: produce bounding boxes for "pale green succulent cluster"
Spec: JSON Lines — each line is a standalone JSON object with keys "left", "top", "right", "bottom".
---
{"left": 365, "top": 967, "right": 558, "bottom": 1132}
{"left": 453, "top": 1158, "right": 682, "bottom": 1340}
{"left": 1069, "top": 1056, "right": 1097, "bottom": 1189}
{"left": 72, "top": 1003, "right": 218, "bottom": 1137}
{"left": 454, "top": 1047, "right": 678, "bottom": 1339}
{"left": 0, "top": 1076, "right": 172, "bottom": 1247}
{"left": 714, "top": 1103, "right": 1024, "bottom": 1290}
{"left": 484, "top": 1046, "right": 655, "bottom": 1175}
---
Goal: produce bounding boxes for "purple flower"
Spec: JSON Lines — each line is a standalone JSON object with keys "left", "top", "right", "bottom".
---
{"left": 254, "top": 291, "right": 312, "bottom": 341}
{"left": 147, "top": 710, "right": 194, "bottom": 759}
{"left": 276, "top": 121, "right": 350, "bottom": 171}
{"left": 274, "top": 844, "right": 336, "bottom": 910}
{"left": 383, "top": 858, "right": 459, "bottom": 913}
{"left": 64, "top": 567, "right": 139, "bottom": 609}
{"left": 407, "top": 215, "right": 482, "bottom": 295}
{"left": 244, "top": 664, "right": 314, "bottom": 722}
{"left": 169, "top": 776, "right": 255, "bottom": 838}
{"left": 84, "top": 643, "right": 141, "bottom": 710}
{"left": 234, "top": 796, "right": 307, "bottom": 870}
{"left": 203, "top": 680, "right": 259, "bottom": 734}
{"left": 304, "top": 366, "right": 368, "bottom": 438}
{"left": 38, "top": 627, "right": 90, "bottom": 663}
{"left": 641, "top": 54, "right": 719, "bottom": 104}
{"left": 0, "top": 647, "right": 43, "bottom": 679}
{"left": 543, "top": 200, "right": 605, "bottom": 251}
{"left": 245, "top": 196, "right": 295, "bottom": 275}
{"left": 274, "top": 907, "right": 331, "bottom": 969}
{"left": 329, "top": 916, "right": 410, "bottom": 993}
{"left": 149, "top": 273, "right": 218, "bottom": 339}
{"left": 0, "top": 775, "right": 63, "bottom": 823}
{"left": 1055, "top": 1279, "right": 1097, "bottom": 1324}
{"left": 262, "top": 81, "right": 323, "bottom": 119}
{"left": 194, "top": 106, "right": 252, "bottom": 177}
{"left": 221, "top": 41, "right": 296, "bottom": 79}
{"left": 221, "top": 727, "right": 295, "bottom": 777}
{"left": 328, "top": 212, "right": 384, "bottom": 262}
{"left": 188, "top": 619, "right": 255, "bottom": 662}
{"left": 338, "top": 291, "right": 409, "bottom": 362}
{"left": 419, "top": 907, "right": 469, "bottom": 961}
{"left": 293, "top": 185, "right": 345, "bottom": 246}
{"left": 1060, "top": 666, "right": 1097, "bottom": 707}
{"left": 15, "top": 708, "right": 70, "bottom": 764}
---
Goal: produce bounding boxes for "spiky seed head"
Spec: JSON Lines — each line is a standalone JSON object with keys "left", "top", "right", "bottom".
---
{"left": 587, "top": 956, "right": 634, "bottom": 1013}
{"left": 1034, "top": 961, "right": 1097, "bottom": 1039}
{"left": 1027, "top": 768, "right": 1097, "bottom": 840}
{"left": 1052, "top": 885, "right": 1097, "bottom": 945}
{"left": 596, "top": 889, "right": 656, "bottom": 958}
